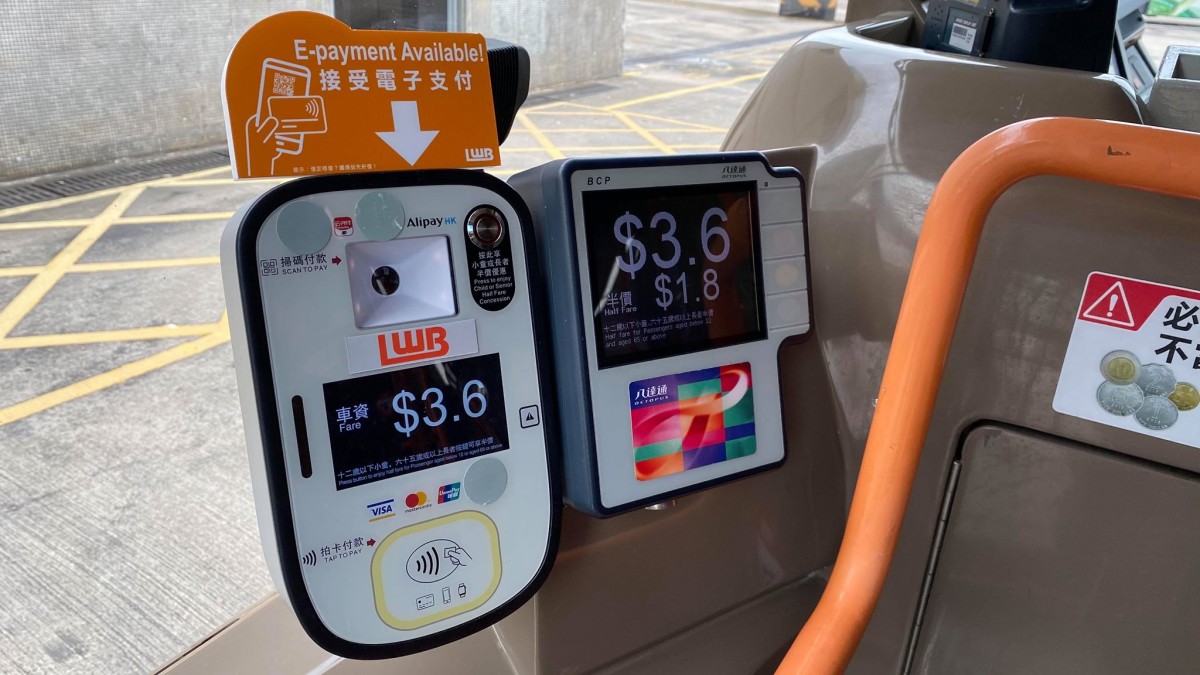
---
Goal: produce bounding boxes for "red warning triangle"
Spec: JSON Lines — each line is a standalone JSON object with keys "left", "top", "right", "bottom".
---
{"left": 1082, "top": 281, "right": 1135, "bottom": 327}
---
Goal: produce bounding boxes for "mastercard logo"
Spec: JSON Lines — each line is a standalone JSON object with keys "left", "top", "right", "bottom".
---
{"left": 404, "top": 491, "right": 428, "bottom": 508}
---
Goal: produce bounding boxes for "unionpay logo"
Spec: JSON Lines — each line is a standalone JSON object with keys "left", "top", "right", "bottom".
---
{"left": 346, "top": 319, "right": 480, "bottom": 375}
{"left": 438, "top": 482, "right": 461, "bottom": 504}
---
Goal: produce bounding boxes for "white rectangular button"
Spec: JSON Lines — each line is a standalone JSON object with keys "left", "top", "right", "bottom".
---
{"left": 759, "top": 185, "right": 804, "bottom": 225}
{"left": 761, "top": 223, "right": 805, "bottom": 259}
{"left": 767, "top": 291, "right": 810, "bottom": 329}
{"left": 764, "top": 257, "right": 807, "bottom": 294}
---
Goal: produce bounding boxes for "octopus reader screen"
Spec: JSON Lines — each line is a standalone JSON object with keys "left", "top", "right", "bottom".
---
{"left": 583, "top": 182, "right": 765, "bottom": 369}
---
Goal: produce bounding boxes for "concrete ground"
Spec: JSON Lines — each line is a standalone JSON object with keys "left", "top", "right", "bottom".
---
{"left": 0, "top": 2, "right": 823, "bottom": 673}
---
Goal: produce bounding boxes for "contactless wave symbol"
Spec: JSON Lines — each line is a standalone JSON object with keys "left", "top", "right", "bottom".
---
{"left": 303, "top": 98, "right": 321, "bottom": 118}
{"left": 406, "top": 539, "right": 472, "bottom": 583}
{"left": 302, "top": 549, "right": 317, "bottom": 566}
{"left": 414, "top": 546, "right": 441, "bottom": 577}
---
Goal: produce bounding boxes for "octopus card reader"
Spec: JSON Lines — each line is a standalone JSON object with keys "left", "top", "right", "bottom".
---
{"left": 510, "top": 153, "right": 809, "bottom": 517}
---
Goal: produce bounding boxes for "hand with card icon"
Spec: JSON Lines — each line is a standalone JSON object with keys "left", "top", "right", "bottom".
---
{"left": 444, "top": 546, "right": 472, "bottom": 567}
{"left": 243, "top": 114, "right": 281, "bottom": 177}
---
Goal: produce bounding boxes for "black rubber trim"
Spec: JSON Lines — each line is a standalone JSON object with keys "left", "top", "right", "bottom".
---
{"left": 291, "top": 395, "right": 313, "bottom": 479}
{"left": 234, "top": 169, "right": 562, "bottom": 660}
{"left": 553, "top": 152, "right": 810, "bottom": 518}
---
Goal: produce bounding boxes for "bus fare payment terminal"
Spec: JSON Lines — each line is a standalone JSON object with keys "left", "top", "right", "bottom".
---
{"left": 511, "top": 153, "right": 809, "bottom": 517}
{"left": 221, "top": 171, "right": 558, "bottom": 659}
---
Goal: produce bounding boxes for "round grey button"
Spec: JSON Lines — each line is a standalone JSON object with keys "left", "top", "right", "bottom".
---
{"left": 276, "top": 200, "right": 331, "bottom": 254}
{"left": 355, "top": 191, "right": 405, "bottom": 241}
{"left": 466, "top": 206, "right": 506, "bottom": 250}
{"left": 463, "top": 457, "right": 508, "bottom": 505}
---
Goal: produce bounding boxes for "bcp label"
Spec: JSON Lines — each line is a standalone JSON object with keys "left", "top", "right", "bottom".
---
{"left": 346, "top": 319, "right": 479, "bottom": 375}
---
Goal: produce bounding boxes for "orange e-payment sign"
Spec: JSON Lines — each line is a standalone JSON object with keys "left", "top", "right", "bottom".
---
{"left": 222, "top": 11, "right": 501, "bottom": 179}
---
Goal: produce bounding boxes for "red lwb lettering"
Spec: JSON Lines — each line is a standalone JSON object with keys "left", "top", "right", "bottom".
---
{"left": 377, "top": 326, "right": 449, "bottom": 366}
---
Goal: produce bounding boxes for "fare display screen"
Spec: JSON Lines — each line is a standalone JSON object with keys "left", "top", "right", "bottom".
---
{"left": 323, "top": 353, "right": 509, "bottom": 490}
{"left": 583, "top": 182, "right": 765, "bottom": 369}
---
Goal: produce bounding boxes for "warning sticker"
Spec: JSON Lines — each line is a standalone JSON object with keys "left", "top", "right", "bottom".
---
{"left": 1053, "top": 272, "right": 1200, "bottom": 444}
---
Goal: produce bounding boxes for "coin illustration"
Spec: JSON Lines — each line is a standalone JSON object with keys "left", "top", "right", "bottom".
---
{"left": 1135, "top": 395, "right": 1179, "bottom": 431}
{"left": 1136, "top": 363, "right": 1177, "bottom": 397}
{"left": 1169, "top": 382, "right": 1200, "bottom": 412}
{"left": 1100, "top": 350, "right": 1141, "bottom": 386}
{"left": 1097, "top": 382, "right": 1145, "bottom": 416}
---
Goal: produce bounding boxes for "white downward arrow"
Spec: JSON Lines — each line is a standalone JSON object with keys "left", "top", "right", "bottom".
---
{"left": 376, "top": 101, "right": 439, "bottom": 165}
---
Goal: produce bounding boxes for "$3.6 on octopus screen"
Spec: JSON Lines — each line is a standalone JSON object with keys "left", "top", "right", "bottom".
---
{"left": 323, "top": 353, "right": 510, "bottom": 490}
{"left": 583, "top": 182, "right": 765, "bottom": 369}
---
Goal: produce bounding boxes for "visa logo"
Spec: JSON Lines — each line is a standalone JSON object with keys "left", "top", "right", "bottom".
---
{"left": 368, "top": 498, "right": 395, "bottom": 522}
{"left": 438, "top": 482, "right": 461, "bottom": 504}
{"left": 378, "top": 325, "right": 449, "bottom": 366}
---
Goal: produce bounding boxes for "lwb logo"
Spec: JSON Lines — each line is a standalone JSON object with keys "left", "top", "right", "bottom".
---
{"left": 465, "top": 147, "right": 495, "bottom": 162}
{"left": 348, "top": 318, "right": 478, "bottom": 375}
{"left": 378, "top": 325, "right": 449, "bottom": 366}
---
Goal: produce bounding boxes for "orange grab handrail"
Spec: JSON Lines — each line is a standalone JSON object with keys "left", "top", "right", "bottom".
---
{"left": 775, "top": 117, "right": 1200, "bottom": 674}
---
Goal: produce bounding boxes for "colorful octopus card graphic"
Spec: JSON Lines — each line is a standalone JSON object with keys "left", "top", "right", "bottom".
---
{"left": 629, "top": 362, "right": 756, "bottom": 481}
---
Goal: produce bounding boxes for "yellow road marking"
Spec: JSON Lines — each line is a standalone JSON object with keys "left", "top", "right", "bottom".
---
{"left": 521, "top": 111, "right": 618, "bottom": 116}
{"left": 168, "top": 178, "right": 283, "bottom": 187}
{"left": 516, "top": 112, "right": 566, "bottom": 160}
{"left": 0, "top": 219, "right": 92, "bottom": 231}
{"left": 554, "top": 145, "right": 658, "bottom": 152}
{"left": 0, "top": 166, "right": 231, "bottom": 221}
{"left": 118, "top": 212, "right": 235, "bottom": 224}
{"left": 73, "top": 256, "right": 220, "bottom": 273}
{"left": 0, "top": 321, "right": 221, "bottom": 350}
{"left": 604, "top": 73, "right": 766, "bottom": 111}
{"left": 522, "top": 101, "right": 569, "bottom": 112}
{"left": 509, "top": 127, "right": 697, "bottom": 134}
{"left": 0, "top": 188, "right": 145, "bottom": 338}
{"left": 162, "top": 179, "right": 237, "bottom": 187}
{"left": 538, "top": 102, "right": 607, "bottom": 112}
{"left": 0, "top": 211, "right": 233, "bottom": 232}
{"left": 614, "top": 111, "right": 675, "bottom": 155}
{"left": 152, "top": 166, "right": 234, "bottom": 185}
{"left": 0, "top": 318, "right": 230, "bottom": 425}
{"left": 0, "top": 188, "right": 128, "bottom": 220}
{"left": 0, "top": 163, "right": 237, "bottom": 222}
{"left": 625, "top": 111, "right": 727, "bottom": 132}
{"left": 0, "top": 256, "right": 221, "bottom": 279}
{"left": 0, "top": 266, "right": 39, "bottom": 278}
